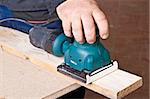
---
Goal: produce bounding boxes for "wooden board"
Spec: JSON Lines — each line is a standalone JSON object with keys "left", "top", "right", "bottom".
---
{"left": 0, "top": 44, "right": 80, "bottom": 99}
{"left": 0, "top": 26, "right": 143, "bottom": 99}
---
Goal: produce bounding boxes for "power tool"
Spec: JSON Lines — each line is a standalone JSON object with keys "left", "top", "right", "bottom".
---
{"left": 0, "top": 7, "right": 118, "bottom": 83}
{"left": 29, "top": 27, "right": 118, "bottom": 84}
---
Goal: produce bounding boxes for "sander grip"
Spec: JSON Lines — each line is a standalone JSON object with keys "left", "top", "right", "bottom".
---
{"left": 29, "top": 26, "right": 61, "bottom": 54}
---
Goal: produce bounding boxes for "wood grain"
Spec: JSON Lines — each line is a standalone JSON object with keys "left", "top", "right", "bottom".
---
{"left": 0, "top": 47, "right": 80, "bottom": 99}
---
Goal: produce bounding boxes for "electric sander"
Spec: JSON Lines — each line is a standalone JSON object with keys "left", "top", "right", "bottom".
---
{"left": 29, "top": 26, "right": 118, "bottom": 84}
{"left": 0, "top": 8, "right": 118, "bottom": 84}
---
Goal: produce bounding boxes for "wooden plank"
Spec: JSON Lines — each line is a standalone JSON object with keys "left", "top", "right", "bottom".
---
{"left": 0, "top": 48, "right": 80, "bottom": 99}
{"left": 0, "top": 26, "right": 143, "bottom": 99}
{"left": 93, "top": 70, "right": 142, "bottom": 98}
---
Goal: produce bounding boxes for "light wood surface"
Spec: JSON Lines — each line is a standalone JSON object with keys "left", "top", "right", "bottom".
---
{"left": 0, "top": 26, "right": 143, "bottom": 99}
{"left": 0, "top": 44, "right": 80, "bottom": 99}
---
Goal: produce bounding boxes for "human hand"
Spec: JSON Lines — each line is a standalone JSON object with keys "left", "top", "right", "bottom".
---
{"left": 57, "top": 0, "right": 109, "bottom": 44}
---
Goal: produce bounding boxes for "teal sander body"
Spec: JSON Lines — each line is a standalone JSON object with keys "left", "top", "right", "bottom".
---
{"left": 29, "top": 27, "right": 118, "bottom": 84}
{"left": 64, "top": 39, "right": 111, "bottom": 72}
{"left": 53, "top": 32, "right": 118, "bottom": 84}
{"left": 57, "top": 35, "right": 111, "bottom": 72}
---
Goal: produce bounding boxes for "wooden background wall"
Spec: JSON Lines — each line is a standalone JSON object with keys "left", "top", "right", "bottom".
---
{"left": 85, "top": 0, "right": 149, "bottom": 98}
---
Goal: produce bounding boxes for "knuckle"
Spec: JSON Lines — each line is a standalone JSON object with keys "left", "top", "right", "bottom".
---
{"left": 56, "top": 6, "right": 65, "bottom": 16}
{"left": 56, "top": 6, "right": 61, "bottom": 13}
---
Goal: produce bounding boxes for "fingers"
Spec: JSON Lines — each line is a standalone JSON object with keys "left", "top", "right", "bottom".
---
{"left": 72, "top": 16, "right": 84, "bottom": 44}
{"left": 81, "top": 14, "right": 96, "bottom": 44}
{"left": 60, "top": 8, "right": 109, "bottom": 43}
{"left": 56, "top": 0, "right": 109, "bottom": 44}
{"left": 62, "top": 20, "right": 72, "bottom": 37}
{"left": 93, "top": 8, "right": 109, "bottom": 39}
{"left": 62, "top": 14, "right": 96, "bottom": 44}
